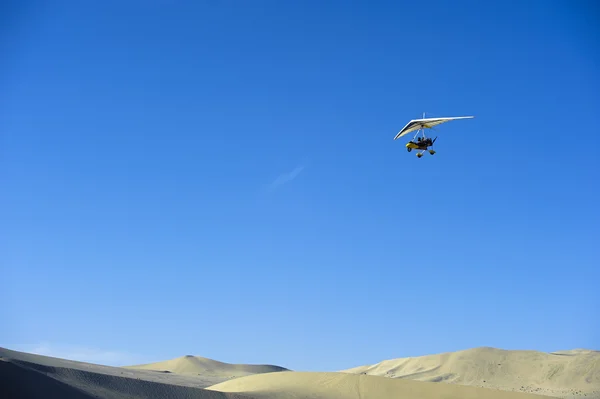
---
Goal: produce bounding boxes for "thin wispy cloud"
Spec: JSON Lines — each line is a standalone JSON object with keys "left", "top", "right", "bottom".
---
{"left": 268, "top": 165, "right": 305, "bottom": 190}
{"left": 9, "top": 343, "right": 146, "bottom": 366}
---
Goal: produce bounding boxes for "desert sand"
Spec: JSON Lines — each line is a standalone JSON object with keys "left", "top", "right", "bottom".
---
{"left": 208, "top": 371, "right": 556, "bottom": 399}
{"left": 1, "top": 346, "right": 598, "bottom": 399}
{"left": 341, "top": 347, "right": 600, "bottom": 398}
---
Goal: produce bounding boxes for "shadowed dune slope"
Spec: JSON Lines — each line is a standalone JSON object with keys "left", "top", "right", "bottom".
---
{"left": 0, "top": 360, "right": 94, "bottom": 399}
{"left": 0, "top": 358, "right": 254, "bottom": 399}
{"left": 125, "top": 355, "right": 288, "bottom": 377}
{"left": 207, "top": 371, "right": 555, "bottom": 399}
{"left": 340, "top": 347, "right": 600, "bottom": 398}
{"left": 0, "top": 347, "right": 253, "bottom": 398}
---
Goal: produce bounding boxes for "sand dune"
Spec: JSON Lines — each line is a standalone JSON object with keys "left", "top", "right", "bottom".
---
{"left": 0, "top": 357, "right": 258, "bottom": 399}
{"left": 0, "top": 347, "right": 248, "bottom": 396}
{"left": 340, "top": 347, "right": 600, "bottom": 398}
{"left": 125, "top": 355, "right": 288, "bottom": 377}
{"left": 207, "top": 370, "right": 555, "bottom": 399}
{"left": 3, "top": 346, "right": 598, "bottom": 399}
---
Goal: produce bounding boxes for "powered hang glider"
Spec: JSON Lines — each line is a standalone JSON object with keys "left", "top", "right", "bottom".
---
{"left": 394, "top": 114, "right": 474, "bottom": 158}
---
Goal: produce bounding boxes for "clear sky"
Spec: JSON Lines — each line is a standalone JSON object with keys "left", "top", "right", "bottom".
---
{"left": 1, "top": 0, "right": 599, "bottom": 371}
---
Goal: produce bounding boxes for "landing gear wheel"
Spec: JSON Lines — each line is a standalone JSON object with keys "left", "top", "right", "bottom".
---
{"left": 407, "top": 147, "right": 412, "bottom": 152}
{"left": 417, "top": 153, "right": 423, "bottom": 158}
{"left": 429, "top": 150, "right": 436, "bottom": 155}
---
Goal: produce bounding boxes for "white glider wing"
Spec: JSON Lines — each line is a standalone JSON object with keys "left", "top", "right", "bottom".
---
{"left": 394, "top": 116, "right": 474, "bottom": 140}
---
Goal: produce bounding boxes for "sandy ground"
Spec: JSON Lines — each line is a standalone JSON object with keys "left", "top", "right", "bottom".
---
{"left": 341, "top": 347, "right": 600, "bottom": 398}
{"left": 207, "top": 371, "right": 556, "bottom": 399}
{"left": 1, "top": 346, "right": 598, "bottom": 399}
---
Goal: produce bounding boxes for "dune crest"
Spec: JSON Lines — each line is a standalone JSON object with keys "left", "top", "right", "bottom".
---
{"left": 125, "top": 355, "right": 288, "bottom": 377}
{"left": 340, "top": 346, "right": 600, "bottom": 398}
{"left": 207, "top": 370, "right": 554, "bottom": 399}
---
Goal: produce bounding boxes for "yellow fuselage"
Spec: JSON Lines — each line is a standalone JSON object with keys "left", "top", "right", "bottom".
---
{"left": 406, "top": 142, "right": 430, "bottom": 150}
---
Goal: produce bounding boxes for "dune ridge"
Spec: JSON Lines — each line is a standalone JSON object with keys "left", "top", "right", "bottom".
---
{"left": 125, "top": 355, "right": 288, "bottom": 377}
{"left": 340, "top": 346, "right": 600, "bottom": 398}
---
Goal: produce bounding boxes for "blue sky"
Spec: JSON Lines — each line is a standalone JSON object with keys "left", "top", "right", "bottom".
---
{"left": 1, "top": 0, "right": 599, "bottom": 371}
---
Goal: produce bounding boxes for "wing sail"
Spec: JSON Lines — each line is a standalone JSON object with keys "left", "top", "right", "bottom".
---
{"left": 394, "top": 116, "right": 474, "bottom": 140}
